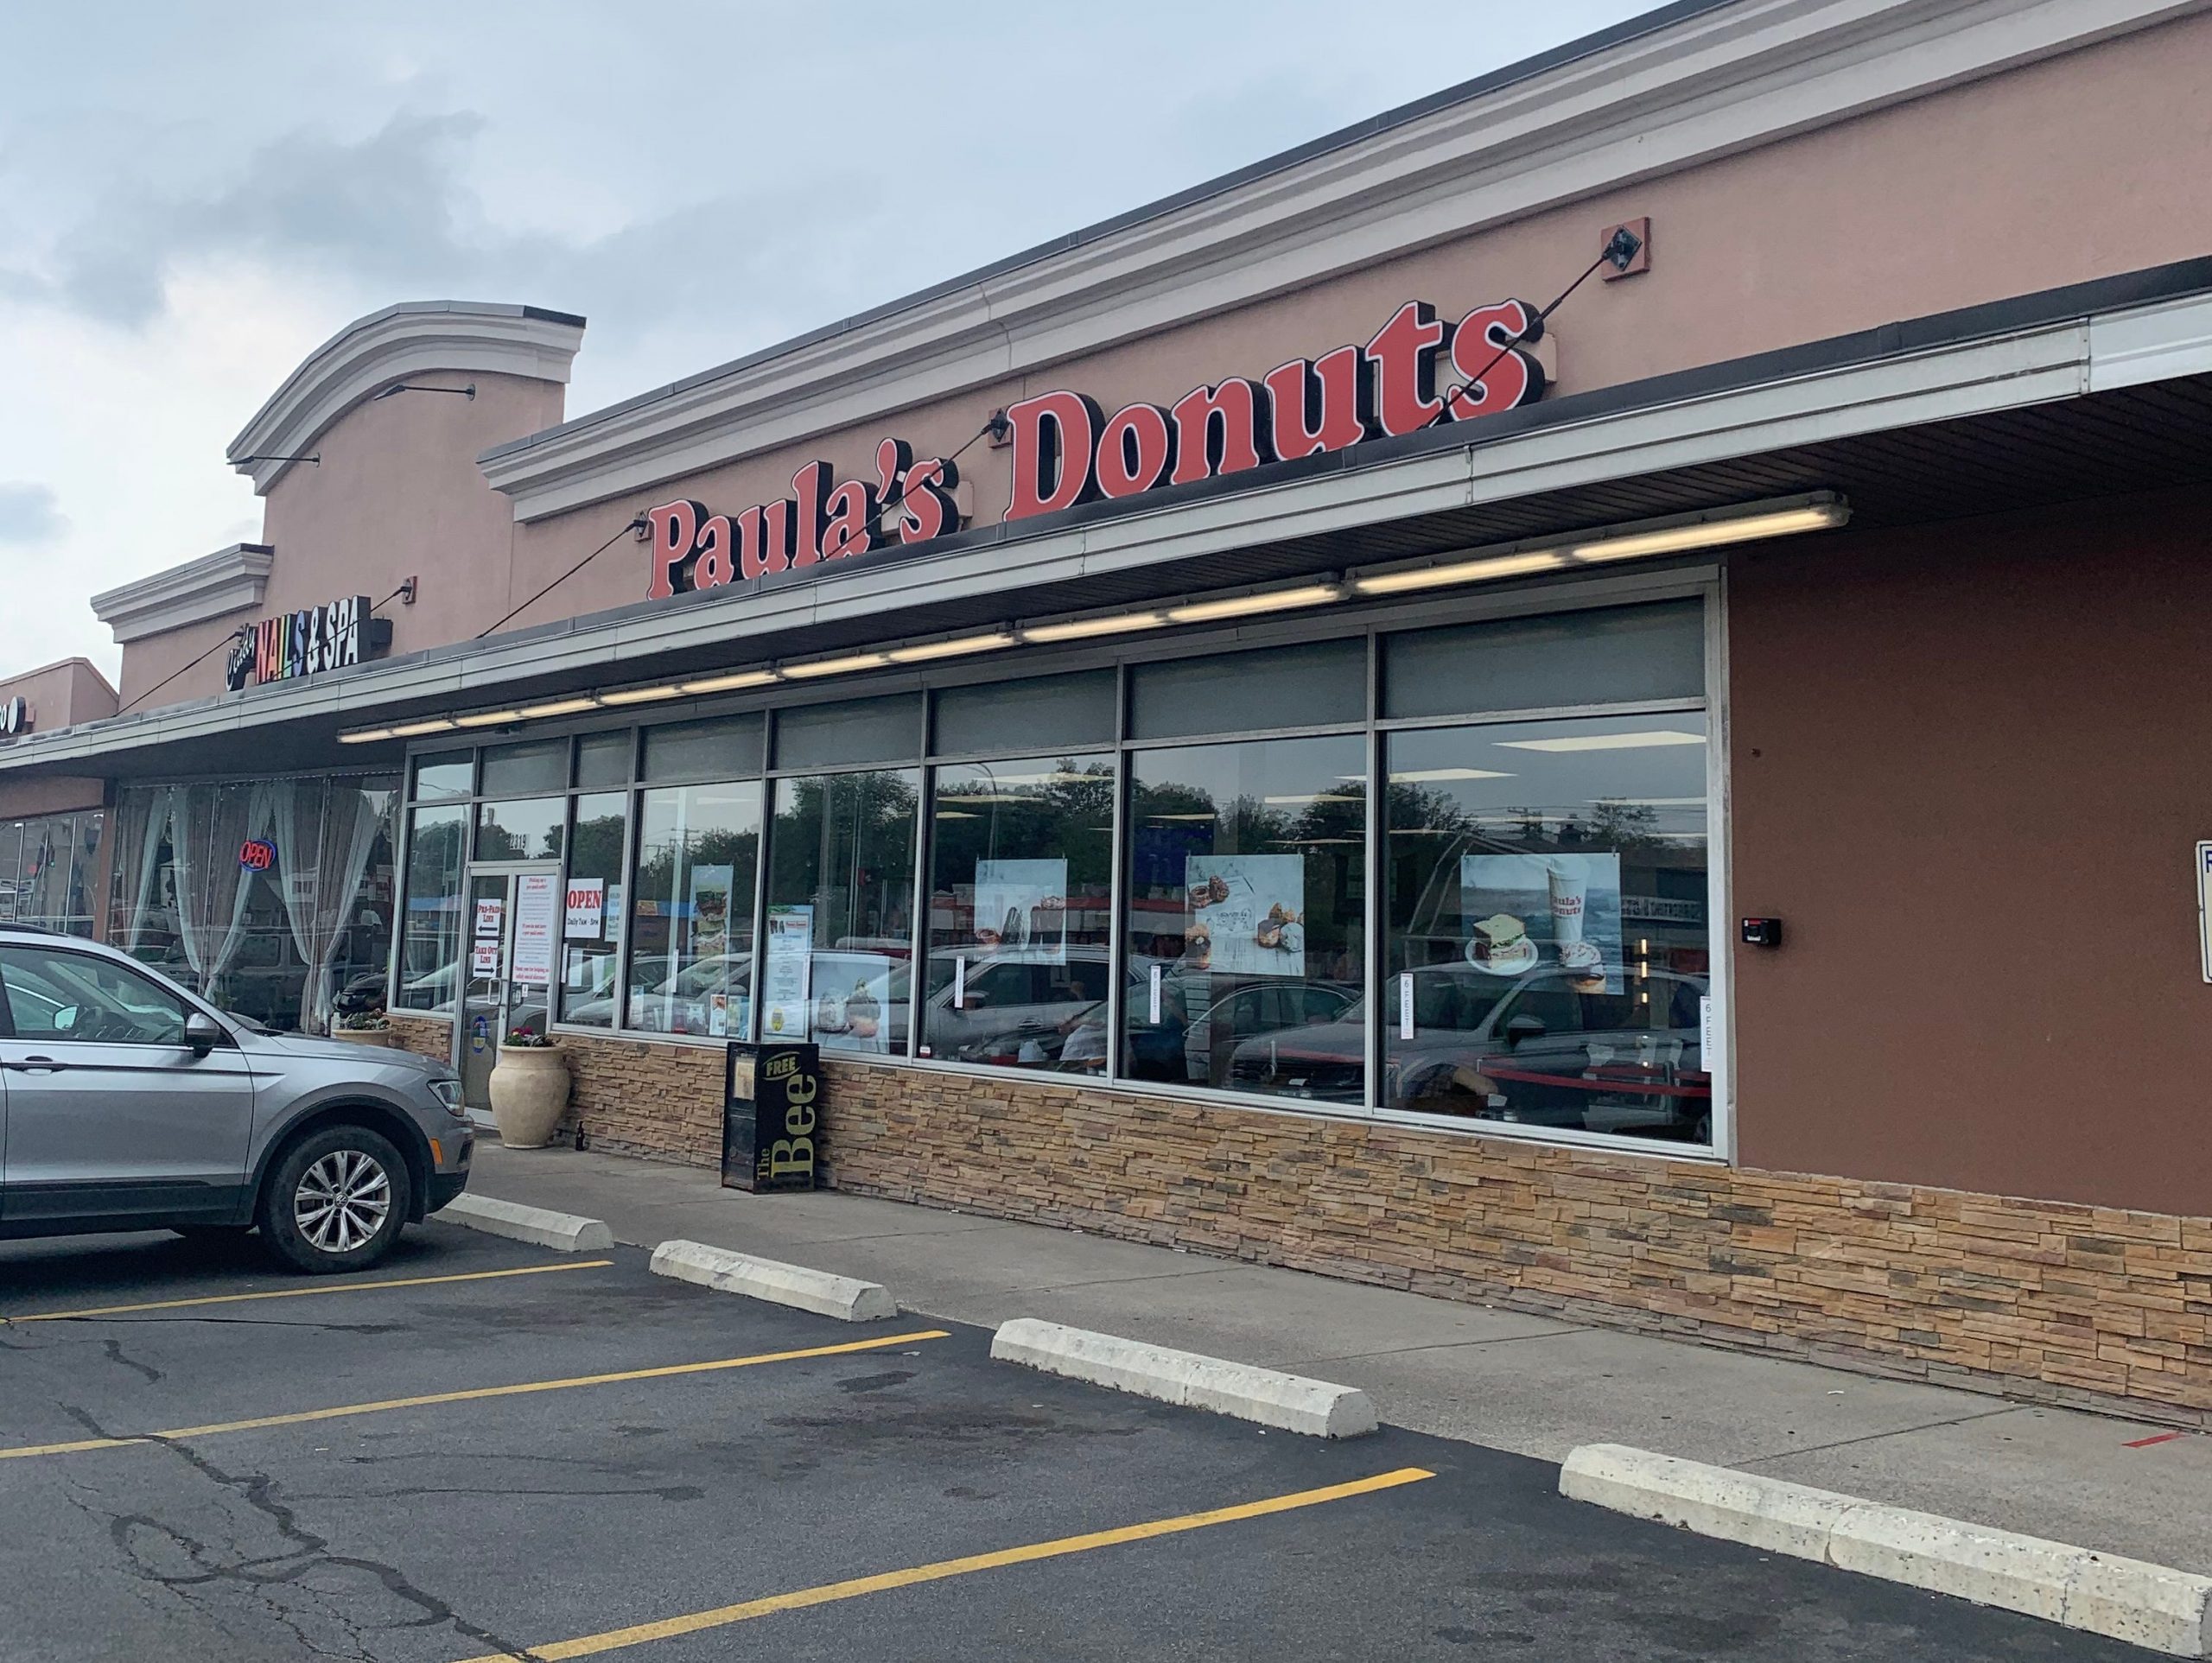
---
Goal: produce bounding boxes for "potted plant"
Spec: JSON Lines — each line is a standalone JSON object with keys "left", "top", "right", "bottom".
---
{"left": 332, "top": 1010, "right": 400, "bottom": 1049}
{"left": 489, "top": 1026, "right": 569, "bottom": 1148}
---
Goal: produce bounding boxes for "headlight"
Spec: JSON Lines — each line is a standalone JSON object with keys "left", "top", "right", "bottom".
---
{"left": 429, "top": 1077, "right": 464, "bottom": 1112}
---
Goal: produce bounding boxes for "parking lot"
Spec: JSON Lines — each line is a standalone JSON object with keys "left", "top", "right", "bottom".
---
{"left": 0, "top": 1224, "right": 2155, "bottom": 1662}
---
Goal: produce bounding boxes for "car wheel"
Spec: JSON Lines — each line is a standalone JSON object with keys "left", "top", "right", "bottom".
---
{"left": 258, "top": 1125, "right": 411, "bottom": 1274}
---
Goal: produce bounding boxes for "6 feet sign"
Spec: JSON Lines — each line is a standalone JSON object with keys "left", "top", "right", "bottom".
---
{"left": 641, "top": 293, "right": 1545, "bottom": 600}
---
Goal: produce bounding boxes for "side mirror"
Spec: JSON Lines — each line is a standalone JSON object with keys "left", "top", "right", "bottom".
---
{"left": 183, "top": 1011, "right": 223, "bottom": 1057}
{"left": 1504, "top": 1014, "right": 1547, "bottom": 1046}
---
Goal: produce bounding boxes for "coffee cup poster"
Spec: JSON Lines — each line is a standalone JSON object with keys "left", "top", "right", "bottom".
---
{"left": 1185, "top": 854, "right": 1306, "bottom": 976}
{"left": 1459, "top": 854, "right": 1623, "bottom": 993}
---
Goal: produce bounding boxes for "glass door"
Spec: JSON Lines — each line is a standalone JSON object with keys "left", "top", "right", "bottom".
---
{"left": 455, "top": 863, "right": 562, "bottom": 1120}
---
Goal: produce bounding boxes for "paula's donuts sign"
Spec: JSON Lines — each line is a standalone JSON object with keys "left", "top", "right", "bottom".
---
{"left": 643, "top": 294, "right": 1546, "bottom": 600}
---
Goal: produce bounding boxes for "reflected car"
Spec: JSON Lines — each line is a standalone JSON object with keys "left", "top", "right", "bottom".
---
{"left": 1225, "top": 963, "right": 1712, "bottom": 1142}
{"left": 1182, "top": 981, "right": 1359, "bottom": 1086}
{"left": 582, "top": 955, "right": 752, "bottom": 1037}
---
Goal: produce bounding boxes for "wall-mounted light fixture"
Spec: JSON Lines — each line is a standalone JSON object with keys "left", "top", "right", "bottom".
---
{"left": 372, "top": 382, "right": 477, "bottom": 402}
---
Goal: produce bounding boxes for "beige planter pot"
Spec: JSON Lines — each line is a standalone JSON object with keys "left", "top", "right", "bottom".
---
{"left": 329, "top": 1026, "right": 401, "bottom": 1048}
{"left": 489, "top": 1045, "right": 570, "bottom": 1149}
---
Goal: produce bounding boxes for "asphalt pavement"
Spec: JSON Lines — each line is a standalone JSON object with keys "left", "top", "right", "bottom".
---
{"left": 0, "top": 1222, "right": 2168, "bottom": 1661}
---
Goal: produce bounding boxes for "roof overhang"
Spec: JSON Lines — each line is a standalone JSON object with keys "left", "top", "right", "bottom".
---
{"left": 230, "top": 301, "right": 585, "bottom": 495}
{"left": 88, "top": 543, "right": 274, "bottom": 644}
{"left": 11, "top": 263, "right": 2212, "bottom": 784}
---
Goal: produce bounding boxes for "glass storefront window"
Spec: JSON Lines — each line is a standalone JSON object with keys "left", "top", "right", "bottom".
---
{"left": 921, "top": 755, "right": 1115, "bottom": 1070}
{"left": 1, "top": 809, "right": 102, "bottom": 936}
{"left": 476, "top": 797, "right": 565, "bottom": 861}
{"left": 1122, "top": 734, "right": 1366, "bottom": 1099}
{"left": 626, "top": 781, "right": 760, "bottom": 1037}
{"left": 398, "top": 803, "right": 467, "bottom": 1013}
{"left": 411, "top": 752, "right": 472, "bottom": 801}
{"left": 1382, "top": 710, "right": 1712, "bottom": 1144}
{"left": 764, "top": 769, "right": 918, "bottom": 1052}
{"left": 480, "top": 739, "right": 568, "bottom": 797}
{"left": 561, "top": 791, "right": 631, "bottom": 1029}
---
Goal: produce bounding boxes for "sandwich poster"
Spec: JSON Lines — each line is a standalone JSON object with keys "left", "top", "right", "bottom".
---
{"left": 972, "top": 859, "right": 1067, "bottom": 963}
{"left": 1185, "top": 854, "right": 1305, "bottom": 977}
{"left": 1459, "top": 853, "right": 1623, "bottom": 993}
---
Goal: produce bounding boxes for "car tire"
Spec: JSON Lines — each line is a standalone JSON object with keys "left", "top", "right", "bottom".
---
{"left": 258, "top": 1124, "right": 411, "bottom": 1274}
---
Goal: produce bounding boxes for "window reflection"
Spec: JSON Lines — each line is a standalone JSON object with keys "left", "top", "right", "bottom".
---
{"left": 1383, "top": 712, "right": 1711, "bottom": 1143}
{"left": 476, "top": 796, "right": 564, "bottom": 862}
{"left": 923, "top": 756, "right": 1115, "bottom": 1070}
{"left": 626, "top": 782, "right": 760, "bottom": 1038}
{"left": 559, "top": 792, "right": 630, "bottom": 1029}
{"left": 1121, "top": 735, "right": 1366, "bottom": 1101}
{"left": 764, "top": 770, "right": 918, "bottom": 1052}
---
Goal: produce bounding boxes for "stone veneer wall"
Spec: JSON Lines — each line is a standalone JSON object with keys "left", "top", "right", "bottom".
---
{"left": 386, "top": 1015, "right": 2211, "bottom": 1426}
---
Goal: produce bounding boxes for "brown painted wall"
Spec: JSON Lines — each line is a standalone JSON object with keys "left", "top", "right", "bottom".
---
{"left": 1728, "top": 487, "right": 2212, "bottom": 1218}
{"left": 0, "top": 657, "right": 118, "bottom": 733}
{"left": 505, "top": 10, "right": 2212, "bottom": 625}
{"left": 118, "top": 369, "right": 564, "bottom": 708}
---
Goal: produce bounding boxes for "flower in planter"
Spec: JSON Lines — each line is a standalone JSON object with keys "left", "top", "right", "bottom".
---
{"left": 337, "top": 1010, "right": 391, "bottom": 1031}
{"left": 505, "top": 1027, "right": 556, "bottom": 1048}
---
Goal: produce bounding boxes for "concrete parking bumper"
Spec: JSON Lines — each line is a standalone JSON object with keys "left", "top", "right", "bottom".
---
{"left": 436, "top": 1193, "right": 613, "bottom": 1253}
{"left": 993, "top": 1318, "right": 1379, "bottom": 1438}
{"left": 650, "top": 1238, "right": 899, "bottom": 1321}
{"left": 1560, "top": 1443, "right": 2212, "bottom": 1658}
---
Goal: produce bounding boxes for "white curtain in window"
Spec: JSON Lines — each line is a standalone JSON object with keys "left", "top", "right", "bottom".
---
{"left": 274, "top": 781, "right": 388, "bottom": 1033}
{"left": 172, "top": 783, "right": 257, "bottom": 996}
{"left": 124, "top": 786, "right": 177, "bottom": 952}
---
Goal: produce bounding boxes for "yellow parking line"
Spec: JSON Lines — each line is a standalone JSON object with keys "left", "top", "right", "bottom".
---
{"left": 454, "top": 1466, "right": 1435, "bottom": 1661}
{"left": 2, "top": 1259, "right": 615, "bottom": 1325}
{"left": 0, "top": 1330, "right": 951, "bottom": 1461}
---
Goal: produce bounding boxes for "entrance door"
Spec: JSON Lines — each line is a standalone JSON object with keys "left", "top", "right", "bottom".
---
{"left": 455, "top": 865, "right": 561, "bottom": 1121}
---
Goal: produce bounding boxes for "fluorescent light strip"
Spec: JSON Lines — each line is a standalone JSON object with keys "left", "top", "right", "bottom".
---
{"left": 388, "top": 717, "right": 457, "bottom": 737}
{"left": 1570, "top": 504, "right": 1846, "bottom": 562}
{"left": 338, "top": 727, "right": 396, "bottom": 745}
{"left": 784, "top": 651, "right": 889, "bottom": 679}
{"left": 517, "top": 696, "right": 602, "bottom": 719}
{"left": 1165, "top": 584, "right": 1339, "bottom": 625}
{"left": 1389, "top": 767, "right": 1516, "bottom": 783}
{"left": 1354, "top": 549, "right": 1565, "bottom": 596}
{"left": 677, "top": 670, "right": 780, "bottom": 694}
{"left": 1020, "top": 612, "right": 1166, "bottom": 644}
{"left": 1495, "top": 730, "right": 1707, "bottom": 752}
{"left": 887, "top": 632, "right": 1016, "bottom": 664}
{"left": 453, "top": 709, "right": 524, "bottom": 729}
{"left": 598, "top": 685, "right": 682, "bottom": 706}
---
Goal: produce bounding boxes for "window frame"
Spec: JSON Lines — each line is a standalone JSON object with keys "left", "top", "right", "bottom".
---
{"left": 396, "top": 568, "right": 1729, "bottom": 1163}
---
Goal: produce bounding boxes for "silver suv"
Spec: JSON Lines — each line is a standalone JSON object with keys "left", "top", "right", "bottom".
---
{"left": 0, "top": 926, "right": 473, "bottom": 1273}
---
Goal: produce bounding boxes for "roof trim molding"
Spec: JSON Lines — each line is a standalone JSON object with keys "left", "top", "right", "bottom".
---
{"left": 90, "top": 543, "right": 276, "bottom": 644}
{"left": 230, "top": 301, "right": 586, "bottom": 495}
{"left": 479, "top": 0, "right": 2206, "bottom": 523}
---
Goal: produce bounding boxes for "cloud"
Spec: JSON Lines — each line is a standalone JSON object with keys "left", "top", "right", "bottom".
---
{"left": 0, "top": 482, "right": 63, "bottom": 543}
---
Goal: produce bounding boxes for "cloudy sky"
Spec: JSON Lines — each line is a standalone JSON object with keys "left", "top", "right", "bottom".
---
{"left": 0, "top": 1, "right": 1649, "bottom": 685}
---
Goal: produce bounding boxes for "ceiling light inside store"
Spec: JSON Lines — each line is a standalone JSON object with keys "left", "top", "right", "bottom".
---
{"left": 1496, "top": 730, "right": 1707, "bottom": 752}
{"left": 1354, "top": 549, "right": 1565, "bottom": 595}
{"left": 1570, "top": 502, "right": 1847, "bottom": 562}
{"left": 454, "top": 709, "right": 524, "bottom": 728}
{"left": 338, "top": 727, "right": 397, "bottom": 744}
{"left": 887, "top": 632, "right": 1016, "bottom": 663}
{"left": 1020, "top": 612, "right": 1166, "bottom": 644}
{"left": 1166, "top": 585, "right": 1340, "bottom": 625}
{"left": 1390, "top": 767, "right": 1515, "bottom": 782}
{"left": 599, "top": 685, "right": 683, "bottom": 706}
{"left": 784, "top": 652, "right": 889, "bottom": 679}
{"left": 1149, "top": 813, "right": 1217, "bottom": 822}
{"left": 388, "top": 718, "right": 457, "bottom": 737}
{"left": 678, "top": 670, "right": 779, "bottom": 695}
{"left": 1263, "top": 793, "right": 1363, "bottom": 805}
{"left": 516, "top": 697, "right": 602, "bottom": 719}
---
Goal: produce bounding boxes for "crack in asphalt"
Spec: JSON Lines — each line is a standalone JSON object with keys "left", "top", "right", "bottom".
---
{"left": 53, "top": 1400, "right": 547, "bottom": 1663}
{"left": 100, "top": 1337, "right": 165, "bottom": 1385}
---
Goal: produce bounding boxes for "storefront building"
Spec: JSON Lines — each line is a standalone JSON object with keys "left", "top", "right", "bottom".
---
{"left": 3, "top": 0, "right": 2208, "bottom": 1420}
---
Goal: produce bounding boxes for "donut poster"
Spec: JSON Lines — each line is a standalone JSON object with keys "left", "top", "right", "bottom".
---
{"left": 972, "top": 859, "right": 1067, "bottom": 963}
{"left": 1184, "top": 855, "right": 1305, "bottom": 977}
{"left": 1459, "top": 853, "right": 1623, "bottom": 994}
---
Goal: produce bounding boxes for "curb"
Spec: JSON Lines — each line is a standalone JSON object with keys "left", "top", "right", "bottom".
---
{"left": 437, "top": 1193, "right": 614, "bottom": 1253}
{"left": 990, "top": 1318, "right": 1378, "bottom": 1438}
{"left": 1560, "top": 1444, "right": 2212, "bottom": 1657}
{"left": 649, "top": 1240, "right": 899, "bottom": 1322}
